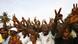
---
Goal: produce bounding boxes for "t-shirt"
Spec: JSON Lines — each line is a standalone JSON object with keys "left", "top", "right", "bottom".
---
{"left": 55, "top": 37, "right": 73, "bottom": 44}
{"left": 0, "top": 34, "right": 4, "bottom": 43}
{"left": 2, "top": 36, "right": 10, "bottom": 44}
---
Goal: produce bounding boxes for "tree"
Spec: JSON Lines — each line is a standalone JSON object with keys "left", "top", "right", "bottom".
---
{"left": 0, "top": 12, "right": 10, "bottom": 28}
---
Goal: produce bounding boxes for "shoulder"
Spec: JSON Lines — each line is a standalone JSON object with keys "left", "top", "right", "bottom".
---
{"left": 73, "top": 37, "right": 78, "bottom": 40}
{"left": 55, "top": 37, "right": 62, "bottom": 41}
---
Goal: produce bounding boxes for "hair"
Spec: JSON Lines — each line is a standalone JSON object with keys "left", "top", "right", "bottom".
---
{"left": 62, "top": 25, "right": 72, "bottom": 32}
{"left": 59, "top": 25, "right": 72, "bottom": 37}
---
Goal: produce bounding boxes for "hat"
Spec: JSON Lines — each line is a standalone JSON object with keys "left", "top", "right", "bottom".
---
{"left": 10, "top": 27, "right": 17, "bottom": 32}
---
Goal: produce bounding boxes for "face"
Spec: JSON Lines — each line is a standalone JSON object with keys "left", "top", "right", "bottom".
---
{"left": 43, "top": 31, "right": 49, "bottom": 36}
{"left": 10, "top": 30, "right": 17, "bottom": 36}
{"left": 63, "top": 29, "right": 70, "bottom": 37}
{"left": 43, "top": 27, "right": 49, "bottom": 36}
{"left": 1, "top": 29, "right": 8, "bottom": 39}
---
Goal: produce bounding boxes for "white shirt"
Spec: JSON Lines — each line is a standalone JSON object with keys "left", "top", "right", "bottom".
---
{"left": 39, "top": 31, "right": 55, "bottom": 44}
{"left": 36, "top": 38, "right": 41, "bottom": 44}
{"left": 18, "top": 32, "right": 30, "bottom": 44}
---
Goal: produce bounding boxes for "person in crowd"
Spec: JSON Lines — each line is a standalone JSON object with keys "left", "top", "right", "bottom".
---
{"left": 55, "top": 26, "right": 73, "bottom": 44}
{"left": 72, "top": 23, "right": 78, "bottom": 44}
{"left": 28, "top": 27, "right": 40, "bottom": 44}
{"left": 9, "top": 27, "right": 22, "bottom": 44}
{"left": 18, "top": 28, "right": 30, "bottom": 44}
{"left": 39, "top": 20, "right": 54, "bottom": 44}
{"left": 0, "top": 28, "right": 10, "bottom": 44}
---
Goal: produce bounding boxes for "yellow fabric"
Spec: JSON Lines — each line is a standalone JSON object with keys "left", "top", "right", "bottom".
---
{"left": 0, "top": 34, "right": 4, "bottom": 43}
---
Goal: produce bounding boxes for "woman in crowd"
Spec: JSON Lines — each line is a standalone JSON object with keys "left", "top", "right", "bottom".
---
{"left": 55, "top": 26, "right": 73, "bottom": 44}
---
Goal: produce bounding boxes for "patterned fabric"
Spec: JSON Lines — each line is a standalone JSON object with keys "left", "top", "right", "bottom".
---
{"left": 9, "top": 35, "right": 22, "bottom": 44}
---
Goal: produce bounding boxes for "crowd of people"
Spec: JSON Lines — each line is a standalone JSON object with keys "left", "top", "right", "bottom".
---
{"left": 0, "top": 3, "right": 78, "bottom": 44}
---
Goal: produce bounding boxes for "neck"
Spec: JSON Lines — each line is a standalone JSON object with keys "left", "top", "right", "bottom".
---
{"left": 62, "top": 36, "right": 69, "bottom": 40}
{"left": 4, "top": 36, "right": 8, "bottom": 41}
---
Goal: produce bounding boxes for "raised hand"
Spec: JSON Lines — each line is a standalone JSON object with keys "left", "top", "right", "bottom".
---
{"left": 54, "top": 8, "right": 63, "bottom": 23}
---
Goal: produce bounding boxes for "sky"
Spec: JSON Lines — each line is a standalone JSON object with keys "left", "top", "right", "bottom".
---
{"left": 0, "top": 0, "right": 78, "bottom": 22}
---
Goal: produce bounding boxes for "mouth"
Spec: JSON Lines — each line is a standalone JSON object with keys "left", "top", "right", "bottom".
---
{"left": 43, "top": 32, "right": 48, "bottom": 36}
